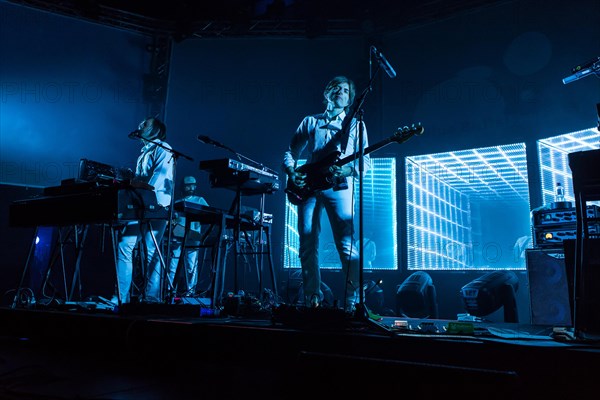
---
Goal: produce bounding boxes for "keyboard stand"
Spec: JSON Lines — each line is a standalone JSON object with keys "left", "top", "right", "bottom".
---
{"left": 226, "top": 190, "right": 278, "bottom": 305}
{"left": 172, "top": 203, "right": 233, "bottom": 308}
{"left": 10, "top": 223, "right": 95, "bottom": 309}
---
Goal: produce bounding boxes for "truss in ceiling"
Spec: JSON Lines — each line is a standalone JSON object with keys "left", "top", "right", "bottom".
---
{"left": 5, "top": 0, "right": 514, "bottom": 40}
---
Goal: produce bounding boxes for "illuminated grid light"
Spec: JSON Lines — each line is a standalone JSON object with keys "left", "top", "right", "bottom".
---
{"left": 537, "top": 127, "right": 599, "bottom": 205}
{"left": 406, "top": 143, "right": 530, "bottom": 271}
{"left": 408, "top": 146, "right": 529, "bottom": 202}
{"left": 358, "top": 157, "right": 398, "bottom": 271}
{"left": 284, "top": 203, "right": 301, "bottom": 269}
{"left": 406, "top": 160, "right": 472, "bottom": 270}
{"left": 283, "top": 158, "right": 398, "bottom": 270}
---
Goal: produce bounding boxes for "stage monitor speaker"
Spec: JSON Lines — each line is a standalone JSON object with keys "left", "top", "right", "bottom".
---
{"left": 563, "top": 239, "right": 600, "bottom": 336}
{"left": 526, "top": 249, "right": 573, "bottom": 326}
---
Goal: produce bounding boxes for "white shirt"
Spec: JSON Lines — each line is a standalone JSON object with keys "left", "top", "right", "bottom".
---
{"left": 135, "top": 140, "right": 174, "bottom": 207}
{"left": 283, "top": 110, "right": 370, "bottom": 176}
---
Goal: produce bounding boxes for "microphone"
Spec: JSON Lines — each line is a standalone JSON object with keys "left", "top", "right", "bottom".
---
{"left": 197, "top": 135, "right": 220, "bottom": 146}
{"left": 128, "top": 130, "right": 141, "bottom": 139}
{"left": 571, "top": 57, "right": 600, "bottom": 73}
{"left": 563, "top": 57, "right": 600, "bottom": 84}
{"left": 562, "top": 66, "right": 598, "bottom": 84}
{"left": 371, "top": 46, "right": 397, "bottom": 79}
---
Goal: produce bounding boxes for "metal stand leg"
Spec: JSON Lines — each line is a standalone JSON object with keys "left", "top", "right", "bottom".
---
{"left": 145, "top": 220, "right": 169, "bottom": 302}
{"left": 110, "top": 225, "right": 122, "bottom": 306}
{"left": 11, "top": 227, "right": 39, "bottom": 309}
{"left": 264, "top": 225, "right": 278, "bottom": 297}
{"left": 68, "top": 225, "right": 89, "bottom": 301}
{"left": 210, "top": 213, "right": 229, "bottom": 308}
{"left": 171, "top": 219, "right": 193, "bottom": 299}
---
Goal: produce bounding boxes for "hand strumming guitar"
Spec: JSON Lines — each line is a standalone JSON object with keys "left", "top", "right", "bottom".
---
{"left": 285, "top": 166, "right": 307, "bottom": 188}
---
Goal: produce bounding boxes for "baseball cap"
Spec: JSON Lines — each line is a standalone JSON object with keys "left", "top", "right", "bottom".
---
{"left": 183, "top": 176, "right": 196, "bottom": 185}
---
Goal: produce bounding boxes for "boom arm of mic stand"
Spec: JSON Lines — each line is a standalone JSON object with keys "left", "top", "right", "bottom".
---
{"left": 143, "top": 138, "right": 194, "bottom": 162}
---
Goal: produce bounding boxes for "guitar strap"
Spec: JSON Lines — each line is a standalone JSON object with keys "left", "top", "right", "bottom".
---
{"left": 338, "top": 112, "right": 353, "bottom": 153}
{"left": 323, "top": 111, "right": 354, "bottom": 155}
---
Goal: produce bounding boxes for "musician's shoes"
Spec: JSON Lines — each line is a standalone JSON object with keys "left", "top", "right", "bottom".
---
{"left": 344, "top": 293, "right": 358, "bottom": 314}
{"left": 344, "top": 302, "right": 356, "bottom": 314}
{"left": 309, "top": 294, "right": 320, "bottom": 309}
{"left": 181, "top": 289, "right": 197, "bottom": 297}
{"left": 143, "top": 296, "right": 163, "bottom": 304}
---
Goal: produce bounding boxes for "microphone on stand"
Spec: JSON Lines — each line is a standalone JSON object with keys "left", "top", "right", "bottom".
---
{"left": 197, "top": 135, "right": 222, "bottom": 147}
{"left": 128, "top": 130, "right": 141, "bottom": 139}
{"left": 562, "top": 56, "right": 600, "bottom": 84}
{"left": 371, "top": 46, "right": 397, "bottom": 79}
{"left": 571, "top": 57, "right": 600, "bottom": 73}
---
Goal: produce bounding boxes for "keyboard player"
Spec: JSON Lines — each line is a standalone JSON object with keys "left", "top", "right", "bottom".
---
{"left": 112, "top": 117, "right": 174, "bottom": 305}
{"left": 167, "top": 175, "right": 209, "bottom": 296}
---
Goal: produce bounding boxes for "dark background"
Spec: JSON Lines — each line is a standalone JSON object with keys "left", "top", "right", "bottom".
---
{"left": 1, "top": 0, "right": 599, "bottom": 321}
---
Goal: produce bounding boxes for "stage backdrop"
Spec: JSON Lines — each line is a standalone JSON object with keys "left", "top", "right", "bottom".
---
{"left": 0, "top": 2, "right": 153, "bottom": 188}
{"left": 1, "top": 0, "right": 599, "bottom": 319}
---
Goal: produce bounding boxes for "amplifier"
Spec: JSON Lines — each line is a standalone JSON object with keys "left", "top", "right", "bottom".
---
{"left": 533, "top": 205, "right": 600, "bottom": 227}
{"left": 534, "top": 224, "right": 600, "bottom": 247}
{"left": 526, "top": 249, "right": 572, "bottom": 326}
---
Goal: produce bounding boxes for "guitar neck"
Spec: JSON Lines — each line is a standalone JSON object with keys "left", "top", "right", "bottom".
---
{"left": 335, "top": 136, "right": 397, "bottom": 167}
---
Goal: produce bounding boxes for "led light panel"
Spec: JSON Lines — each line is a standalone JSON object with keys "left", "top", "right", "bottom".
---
{"left": 406, "top": 143, "right": 531, "bottom": 271}
{"left": 537, "top": 127, "right": 600, "bottom": 205}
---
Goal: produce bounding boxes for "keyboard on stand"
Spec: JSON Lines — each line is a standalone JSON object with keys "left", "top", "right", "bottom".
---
{"left": 10, "top": 182, "right": 166, "bottom": 227}
{"left": 198, "top": 158, "right": 280, "bottom": 196}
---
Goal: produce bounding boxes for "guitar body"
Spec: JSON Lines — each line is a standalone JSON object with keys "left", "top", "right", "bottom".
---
{"left": 285, "top": 151, "right": 347, "bottom": 205}
{"left": 285, "top": 123, "right": 424, "bottom": 205}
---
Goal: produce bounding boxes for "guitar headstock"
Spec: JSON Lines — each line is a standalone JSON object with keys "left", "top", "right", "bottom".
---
{"left": 393, "top": 122, "right": 424, "bottom": 143}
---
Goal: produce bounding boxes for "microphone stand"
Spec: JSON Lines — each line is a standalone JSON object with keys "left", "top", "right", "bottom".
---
{"left": 347, "top": 59, "right": 392, "bottom": 333}
{"left": 349, "top": 72, "right": 375, "bottom": 324}
{"left": 136, "top": 135, "right": 193, "bottom": 303}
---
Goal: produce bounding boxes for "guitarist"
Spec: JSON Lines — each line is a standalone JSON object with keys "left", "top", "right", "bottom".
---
{"left": 283, "top": 76, "right": 370, "bottom": 312}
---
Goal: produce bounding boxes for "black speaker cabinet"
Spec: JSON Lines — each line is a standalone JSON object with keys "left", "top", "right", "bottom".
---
{"left": 526, "top": 249, "right": 573, "bottom": 326}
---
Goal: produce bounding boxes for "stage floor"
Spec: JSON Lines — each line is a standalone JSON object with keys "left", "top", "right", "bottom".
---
{"left": 0, "top": 301, "right": 598, "bottom": 399}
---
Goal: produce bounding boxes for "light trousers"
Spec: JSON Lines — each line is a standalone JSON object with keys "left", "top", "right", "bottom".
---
{"left": 168, "top": 241, "right": 200, "bottom": 294}
{"left": 297, "top": 180, "right": 360, "bottom": 307}
{"left": 116, "top": 220, "right": 167, "bottom": 303}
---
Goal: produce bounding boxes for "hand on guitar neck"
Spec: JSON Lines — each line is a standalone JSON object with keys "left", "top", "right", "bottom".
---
{"left": 285, "top": 123, "right": 424, "bottom": 205}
